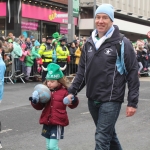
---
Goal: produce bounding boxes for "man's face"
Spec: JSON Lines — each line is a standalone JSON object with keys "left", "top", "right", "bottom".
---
{"left": 42, "top": 38, "right": 46, "bottom": 43}
{"left": 71, "top": 42, "right": 75, "bottom": 47}
{"left": 61, "top": 41, "right": 66, "bottom": 45}
{"left": 95, "top": 13, "right": 113, "bottom": 36}
{"left": 47, "top": 39, "right": 52, "bottom": 43}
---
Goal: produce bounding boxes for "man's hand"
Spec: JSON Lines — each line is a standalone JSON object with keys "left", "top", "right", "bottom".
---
{"left": 126, "top": 107, "right": 137, "bottom": 117}
{"left": 65, "top": 94, "right": 74, "bottom": 105}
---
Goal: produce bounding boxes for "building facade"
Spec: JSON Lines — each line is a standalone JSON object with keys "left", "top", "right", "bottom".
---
{"left": 0, "top": 0, "right": 78, "bottom": 41}
{"left": 79, "top": 0, "right": 150, "bottom": 41}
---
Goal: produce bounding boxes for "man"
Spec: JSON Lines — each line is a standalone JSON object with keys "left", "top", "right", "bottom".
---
{"left": 6, "top": 32, "right": 14, "bottom": 41}
{"left": 41, "top": 37, "right": 46, "bottom": 44}
{"left": 56, "top": 36, "right": 69, "bottom": 75}
{"left": 66, "top": 4, "right": 139, "bottom": 150}
{"left": 38, "top": 36, "right": 53, "bottom": 82}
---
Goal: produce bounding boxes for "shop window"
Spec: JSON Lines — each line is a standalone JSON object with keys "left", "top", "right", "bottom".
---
{"left": 42, "top": 22, "right": 58, "bottom": 38}
{"left": 21, "top": 18, "right": 40, "bottom": 41}
{"left": 0, "top": 18, "right": 5, "bottom": 36}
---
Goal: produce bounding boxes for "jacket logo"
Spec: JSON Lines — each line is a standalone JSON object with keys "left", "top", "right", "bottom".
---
{"left": 88, "top": 46, "right": 92, "bottom": 52}
{"left": 51, "top": 133, "right": 56, "bottom": 137}
{"left": 104, "top": 48, "right": 113, "bottom": 55}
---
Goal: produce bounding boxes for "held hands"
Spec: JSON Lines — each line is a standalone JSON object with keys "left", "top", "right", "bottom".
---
{"left": 63, "top": 94, "right": 78, "bottom": 105}
{"left": 29, "top": 91, "right": 39, "bottom": 104}
{"left": 126, "top": 107, "right": 137, "bottom": 117}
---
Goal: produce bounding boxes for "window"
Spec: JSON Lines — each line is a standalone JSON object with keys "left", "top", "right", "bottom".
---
{"left": 0, "top": 18, "right": 5, "bottom": 36}
{"left": 21, "top": 18, "right": 40, "bottom": 41}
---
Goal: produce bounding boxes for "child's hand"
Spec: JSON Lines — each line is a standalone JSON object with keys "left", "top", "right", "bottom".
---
{"left": 29, "top": 91, "right": 39, "bottom": 104}
{"left": 63, "top": 94, "right": 75, "bottom": 105}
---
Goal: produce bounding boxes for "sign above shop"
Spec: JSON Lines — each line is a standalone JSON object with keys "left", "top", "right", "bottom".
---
{"left": 22, "top": 4, "right": 77, "bottom": 25}
{"left": 0, "top": 2, "right": 6, "bottom": 17}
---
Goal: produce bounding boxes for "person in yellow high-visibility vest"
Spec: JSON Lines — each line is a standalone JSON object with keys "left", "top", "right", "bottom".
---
{"left": 38, "top": 36, "right": 53, "bottom": 82}
{"left": 56, "top": 36, "right": 70, "bottom": 75}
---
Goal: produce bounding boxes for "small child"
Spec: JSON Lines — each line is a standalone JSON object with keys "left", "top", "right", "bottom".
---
{"left": 30, "top": 63, "right": 79, "bottom": 150}
{"left": 25, "top": 49, "right": 33, "bottom": 81}
{"left": 31, "top": 40, "right": 41, "bottom": 75}
{"left": 19, "top": 43, "right": 30, "bottom": 75}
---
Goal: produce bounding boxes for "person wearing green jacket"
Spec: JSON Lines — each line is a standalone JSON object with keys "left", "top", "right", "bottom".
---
{"left": 38, "top": 36, "right": 53, "bottom": 82}
{"left": 25, "top": 49, "right": 34, "bottom": 81}
{"left": 31, "top": 40, "right": 41, "bottom": 75}
{"left": 31, "top": 40, "right": 41, "bottom": 60}
{"left": 11, "top": 38, "right": 22, "bottom": 73}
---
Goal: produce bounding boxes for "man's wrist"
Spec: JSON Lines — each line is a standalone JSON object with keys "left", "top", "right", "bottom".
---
{"left": 127, "top": 103, "right": 138, "bottom": 108}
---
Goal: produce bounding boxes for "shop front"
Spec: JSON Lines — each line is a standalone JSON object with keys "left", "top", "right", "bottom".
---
{"left": 2, "top": 0, "right": 78, "bottom": 39}
{"left": 21, "top": 3, "right": 78, "bottom": 41}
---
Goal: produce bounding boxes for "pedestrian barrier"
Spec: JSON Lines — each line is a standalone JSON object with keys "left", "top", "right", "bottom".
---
{"left": 4, "top": 57, "right": 25, "bottom": 84}
{"left": 4, "top": 55, "right": 79, "bottom": 84}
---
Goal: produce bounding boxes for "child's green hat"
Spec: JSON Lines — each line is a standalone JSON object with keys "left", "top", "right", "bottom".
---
{"left": 8, "top": 39, "right": 13, "bottom": 43}
{"left": 46, "top": 63, "right": 64, "bottom": 80}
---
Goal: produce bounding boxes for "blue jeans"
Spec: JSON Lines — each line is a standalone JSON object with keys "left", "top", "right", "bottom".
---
{"left": 88, "top": 100, "right": 122, "bottom": 150}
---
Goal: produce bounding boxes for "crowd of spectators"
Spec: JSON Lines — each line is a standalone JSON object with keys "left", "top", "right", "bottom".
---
{"left": 0, "top": 33, "right": 87, "bottom": 83}
{"left": 1, "top": 32, "right": 150, "bottom": 83}
{"left": 134, "top": 40, "right": 150, "bottom": 77}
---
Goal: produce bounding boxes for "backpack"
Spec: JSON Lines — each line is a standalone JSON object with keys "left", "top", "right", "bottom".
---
{"left": 115, "top": 33, "right": 124, "bottom": 60}
{"left": 115, "top": 33, "right": 128, "bottom": 75}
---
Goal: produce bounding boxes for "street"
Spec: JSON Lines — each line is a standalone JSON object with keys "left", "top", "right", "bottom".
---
{"left": 0, "top": 78, "right": 150, "bottom": 150}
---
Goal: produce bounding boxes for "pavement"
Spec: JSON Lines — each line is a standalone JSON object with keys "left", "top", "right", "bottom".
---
{"left": 0, "top": 77, "right": 150, "bottom": 150}
{"left": 139, "top": 76, "right": 150, "bottom": 81}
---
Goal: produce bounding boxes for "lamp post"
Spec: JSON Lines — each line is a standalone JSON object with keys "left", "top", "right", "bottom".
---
{"left": 93, "top": 0, "right": 96, "bottom": 29}
{"left": 68, "top": 0, "right": 74, "bottom": 43}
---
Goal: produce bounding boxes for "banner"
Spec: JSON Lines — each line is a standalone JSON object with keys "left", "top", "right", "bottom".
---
{"left": 0, "top": 2, "right": 6, "bottom": 16}
{"left": 73, "top": 0, "right": 79, "bottom": 17}
{"left": 21, "top": 21, "right": 38, "bottom": 30}
{"left": 22, "top": 4, "right": 78, "bottom": 25}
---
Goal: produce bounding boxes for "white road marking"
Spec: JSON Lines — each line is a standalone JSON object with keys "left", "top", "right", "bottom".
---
{"left": 0, "top": 129, "right": 12, "bottom": 133}
{"left": 81, "top": 112, "right": 90, "bottom": 115}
